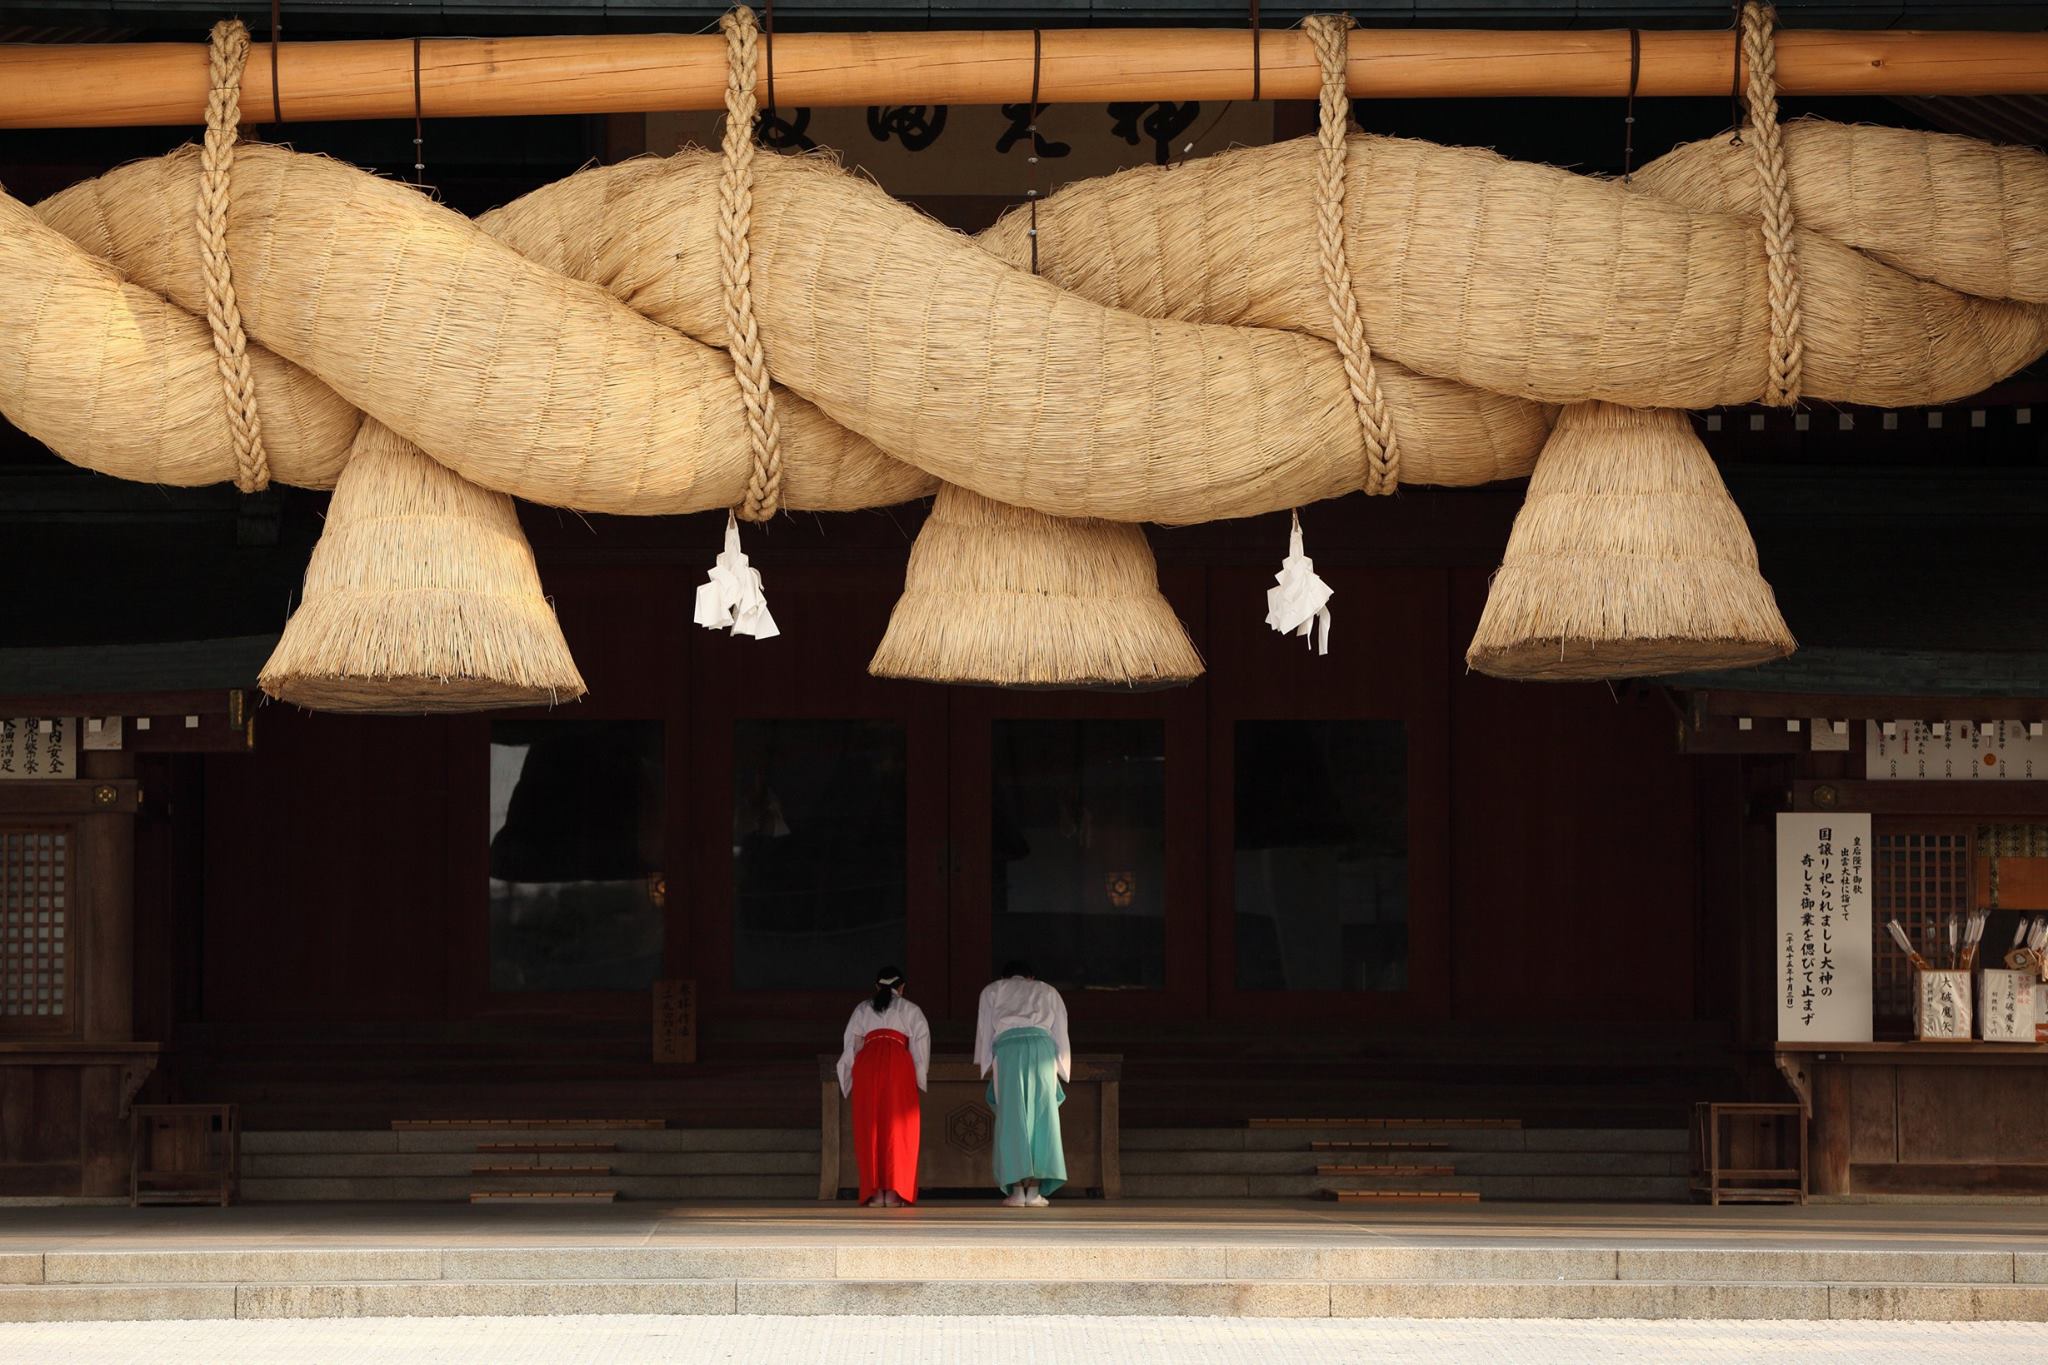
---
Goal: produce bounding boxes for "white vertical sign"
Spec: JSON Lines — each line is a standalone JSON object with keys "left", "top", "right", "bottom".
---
{"left": 1777, "top": 813, "right": 1874, "bottom": 1043}
{"left": 0, "top": 718, "right": 77, "bottom": 780}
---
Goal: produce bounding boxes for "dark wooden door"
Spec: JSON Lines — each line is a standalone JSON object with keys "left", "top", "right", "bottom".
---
{"left": 1203, "top": 566, "right": 1453, "bottom": 1024}
{"left": 943, "top": 569, "right": 1210, "bottom": 1026}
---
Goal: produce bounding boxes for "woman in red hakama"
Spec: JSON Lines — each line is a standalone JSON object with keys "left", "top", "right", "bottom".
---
{"left": 836, "top": 967, "right": 930, "bottom": 1207}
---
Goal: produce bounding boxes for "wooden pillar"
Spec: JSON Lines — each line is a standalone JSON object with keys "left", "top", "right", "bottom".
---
{"left": 76, "top": 751, "right": 135, "bottom": 1044}
{"left": 1810, "top": 1060, "right": 1852, "bottom": 1197}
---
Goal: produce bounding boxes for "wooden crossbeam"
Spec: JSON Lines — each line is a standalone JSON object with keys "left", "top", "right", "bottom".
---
{"left": 4, "top": 28, "right": 2047, "bottom": 130}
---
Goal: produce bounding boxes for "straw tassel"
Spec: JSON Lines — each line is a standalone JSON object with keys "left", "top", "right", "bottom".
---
{"left": 869, "top": 484, "right": 1202, "bottom": 688}
{"left": 259, "top": 420, "right": 587, "bottom": 712}
{"left": 1466, "top": 401, "right": 1796, "bottom": 680}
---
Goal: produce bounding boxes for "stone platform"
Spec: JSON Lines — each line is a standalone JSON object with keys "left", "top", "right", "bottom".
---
{"left": 1, "top": 1201, "right": 2045, "bottom": 1323}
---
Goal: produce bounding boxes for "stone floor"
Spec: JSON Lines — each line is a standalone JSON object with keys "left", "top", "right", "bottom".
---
{"left": 1, "top": 1201, "right": 2044, "bottom": 1324}
{"left": 6, "top": 1198, "right": 2046, "bottom": 1253}
{"left": 1, "top": 1314, "right": 2045, "bottom": 1362}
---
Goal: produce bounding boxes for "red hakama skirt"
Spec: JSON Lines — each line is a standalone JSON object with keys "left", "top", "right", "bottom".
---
{"left": 851, "top": 1028, "right": 920, "bottom": 1205}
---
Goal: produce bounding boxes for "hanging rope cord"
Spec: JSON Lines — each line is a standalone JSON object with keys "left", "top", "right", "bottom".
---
{"left": 720, "top": 7, "right": 786, "bottom": 523}
{"left": 1304, "top": 15, "right": 1398, "bottom": 497}
{"left": 198, "top": 20, "right": 271, "bottom": 495}
{"left": 1740, "top": 2, "right": 1805, "bottom": 408}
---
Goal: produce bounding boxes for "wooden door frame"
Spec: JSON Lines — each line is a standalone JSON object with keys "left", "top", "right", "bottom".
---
{"left": 686, "top": 566, "right": 953, "bottom": 1028}
{"left": 1202, "top": 565, "right": 1453, "bottom": 1025}
{"left": 943, "top": 568, "right": 1211, "bottom": 1026}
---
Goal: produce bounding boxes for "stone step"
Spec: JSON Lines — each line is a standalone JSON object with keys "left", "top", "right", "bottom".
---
{"left": 1330, "top": 1190, "right": 1482, "bottom": 1204}
{"left": 26, "top": 1244, "right": 2044, "bottom": 1287}
{"left": 238, "top": 1174, "right": 816, "bottom": 1202}
{"left": 1316, "top": 1164, "right": 1457, "bottom": 1177}
{"left": 1251, "top": 1118, "right": 1522, "bottom": 1130}
{"left": 4, "top": 1277, "right": 2044, "bottom": 1322}
{"left": 241, "top": 1151, "right": 818, "bottom": 1178}
{"left": 470, "top": 1165, "right": 613, "bottom": 1176}
{"left": 240, "top": 1129, "right": 819, "bottom": 1156}
{"left": 476, "top": 1142, "right": 619, "bottom": 1154}
{"left": 1122, "top": 1172, "right": 1693, "bottom": 1200}
{"left": 1121, "top": 1127, "right": 1689, "bottom": 1154}
{"left": 469, "top": 1192, "right": 617, "bottom": 1204}
{"left": 1120, "top": 1149, "right": 1689, "bottom": 1177}
{"left": 393, "top": 1119, "right": 664, "bottom": 1131}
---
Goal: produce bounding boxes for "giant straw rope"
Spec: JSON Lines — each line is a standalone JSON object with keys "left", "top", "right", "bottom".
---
{"left": 2, "top": 10, "right": 2045, "bottom": 525}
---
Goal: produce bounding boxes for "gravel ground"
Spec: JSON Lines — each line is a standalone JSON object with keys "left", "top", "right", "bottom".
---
{"left": 0, "top": 1314, "right": 2042, "bottom": 1364}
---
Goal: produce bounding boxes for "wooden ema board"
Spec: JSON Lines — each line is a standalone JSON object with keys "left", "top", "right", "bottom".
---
{"left": 1252, "top": 1118, "right": 1520, "bottom": 1129}
{"left": 393, "top": 1119, "right": 662, "bottom": 1130}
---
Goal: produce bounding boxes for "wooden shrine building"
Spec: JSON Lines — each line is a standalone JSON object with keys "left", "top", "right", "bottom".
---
{"left": 1, "top": 1, "right": 2046, "bottom": 1206}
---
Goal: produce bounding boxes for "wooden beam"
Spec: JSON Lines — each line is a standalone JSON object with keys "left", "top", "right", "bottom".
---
{"left": 0, "top": 780, "right": 141, "bottom": 816}
{"left": 3, "top": 28, "right": 2048, "bottom": 129}
{"left": 1792, "top": 779, "right": 2048, "bottom": 815}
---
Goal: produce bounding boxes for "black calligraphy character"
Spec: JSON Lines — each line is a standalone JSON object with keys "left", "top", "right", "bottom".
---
{"left": 757, "top": 107, "right": 818, "bottom": 152}
{"left": 867, "top": 105, "right": 949, "bottom": 152}
{"left": 997, "top": 104, "right": 1070, "bottom": 158}
{"left": 1107, "top": 101, "right": 1202, "bottom": 166}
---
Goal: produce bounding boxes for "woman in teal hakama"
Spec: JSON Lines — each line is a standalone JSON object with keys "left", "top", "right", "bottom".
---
{"left": 974, "top": 963, "right": 1072, "bottom": 1207}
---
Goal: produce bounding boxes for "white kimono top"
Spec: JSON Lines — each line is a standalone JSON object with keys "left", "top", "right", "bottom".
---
{"left": 972, "top": 976, "right": 1072, "bottom": 1083}
{"left": 835, "top": 997, "right": 932, "bottom": 1098}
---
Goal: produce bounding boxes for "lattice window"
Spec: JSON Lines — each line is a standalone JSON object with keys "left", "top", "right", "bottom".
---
{"left": 1870, "top": 826, "right": 1973, "bottom": 1031}
{"left": 1, "top": 827, "right": 71, "bottom": 1032}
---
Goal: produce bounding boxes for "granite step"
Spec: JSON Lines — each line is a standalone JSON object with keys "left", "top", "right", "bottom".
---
{"left": 238, "top": 1174, "right": 817, "bottom": 1202}
{"left": 241, "top": 1150, "right": 818, "bottom": 1178}
{"left": 22, "top": 1244, "right": 2044, "bottom": 1287}
{"left": 240, "top": 1129, "right": 818, "bottom": 1155}
{"left": 1122, "top": 1127, "right": 1688, "bottom": 1154}
{"left": 1122, "top": 1172, "right": 1693, "bottom": 1200}
{"left": 1120, "top": 1149, "right": 1688, "bottom": 1177}
{"left": 4, "top": 1276, "right": 2044, "bottom": 1323}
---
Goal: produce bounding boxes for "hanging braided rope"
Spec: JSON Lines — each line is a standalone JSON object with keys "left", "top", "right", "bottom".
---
{"left": 720, "top": 6, "right": 786, "bottom": 522}
{"left": 197, "top": 19, "right": 271, "bottom": 494}
{"left": 1305, "top": 14, "right": 1399, "bottom": 496}
{"left": 1740, "top": 2, "right": 1805, "bottom": 407}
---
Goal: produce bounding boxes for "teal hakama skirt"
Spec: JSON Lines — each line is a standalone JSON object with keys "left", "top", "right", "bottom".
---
{"left": 987, "top": 1026, "right": 1067, "bottom": 1196}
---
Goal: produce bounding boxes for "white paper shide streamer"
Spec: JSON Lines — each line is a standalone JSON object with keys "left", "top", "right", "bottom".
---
{"left": 1265, "top": 511, "right": 1332, "bottom": 654}
{"left": 694, "top": 512, "right": 780, "bottom": 639}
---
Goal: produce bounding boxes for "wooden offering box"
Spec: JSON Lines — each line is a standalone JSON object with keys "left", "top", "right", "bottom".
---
{"left": 818, "top": 1054, "right": 1121, "bottom": 1199}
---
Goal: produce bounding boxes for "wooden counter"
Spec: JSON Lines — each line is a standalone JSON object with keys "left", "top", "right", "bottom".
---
{"left": 0, "top": 1042, "right": 160, "bottom": 1198}
{"left": 818, "top": 1054, "right": 1121, "bottom": 1200}
{"left": 1776, "top": 1042, "right": 2048, "bottom": 1197}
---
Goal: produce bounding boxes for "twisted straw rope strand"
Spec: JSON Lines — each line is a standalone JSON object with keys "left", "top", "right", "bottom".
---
{"left": 1742, "top": 2, "right": 1805, "bottom": 407}
{"left": 197, "top": 19, "right": 271, "bottom": 494}
{"left": 720, "top": 7, "right": 786, "bottom": 522}
{"left": 1306, "top": 14, "right": 1399, "bottom": 496}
